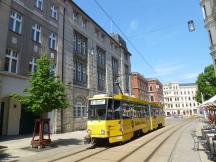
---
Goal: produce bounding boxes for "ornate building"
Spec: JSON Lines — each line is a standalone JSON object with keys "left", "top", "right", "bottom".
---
{"left": 200, "top": 0, "right": 216, "bottom": 75}
{"left": 163, "top": 83, "right": 200, "bottom": 116}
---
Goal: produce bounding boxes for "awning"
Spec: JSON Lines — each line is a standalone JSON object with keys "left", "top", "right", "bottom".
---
{"left": 200, "top": 95, "right": 216, "bottom": 110}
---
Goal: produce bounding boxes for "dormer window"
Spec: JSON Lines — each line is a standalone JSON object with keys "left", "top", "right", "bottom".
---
{"left": 51, "top": 5, "right": 58, "bottom": 20}
{"left": 35, "top": 0, "right": 43, "bottom": 10}
{"left": 81, "top": 18, "right": 87, "bottom": 28}
{"left": 73, "top": 12, "right": 79, "bottom": 22}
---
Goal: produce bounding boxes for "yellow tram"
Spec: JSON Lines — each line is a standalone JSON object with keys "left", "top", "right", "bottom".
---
{"left": 86, "top": 94, "right": 165, "bottom": 144}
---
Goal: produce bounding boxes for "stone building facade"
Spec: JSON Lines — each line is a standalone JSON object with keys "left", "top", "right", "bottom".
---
{"left": 147, "top": 78, "right": 164, "bottom": 104}
{"left": 131, "top": 72, "right": 149, "bottom": 101}
{"left": 0, "top": 0, "right": 131, "bottom": 135}
{"left": 0, "top": 0, "right": 65, "bottom": 135}
{"left": 57, "top": 1, "right": 131, "bottom": 133}
{"left": 200, "top": 0, "right": 216, "bottom": 75}
{"left": 163, "top": 83, "right": 200, "bottom": 117}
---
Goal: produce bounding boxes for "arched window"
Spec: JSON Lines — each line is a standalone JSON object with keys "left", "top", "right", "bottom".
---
{"left": 73, "top": 98, "right": 87, "bottom": 118}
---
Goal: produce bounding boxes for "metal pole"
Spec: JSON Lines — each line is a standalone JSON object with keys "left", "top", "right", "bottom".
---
{"left": 201, "top": 92, "right": 207, "bottom": 119}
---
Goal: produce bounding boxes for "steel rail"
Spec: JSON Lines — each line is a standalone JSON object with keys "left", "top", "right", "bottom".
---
{"left": 144, "top": 122, "right": 190, "bottom": 162}
{"left": 117, "top": 119, "right": 191, "bottom": 162}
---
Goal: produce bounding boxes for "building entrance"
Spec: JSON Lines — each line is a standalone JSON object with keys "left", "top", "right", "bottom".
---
{"left": 19, "top": 106, "right": 39, "bottom": 135}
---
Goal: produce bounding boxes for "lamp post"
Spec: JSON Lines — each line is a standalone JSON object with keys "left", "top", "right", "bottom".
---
{"left": 115, "top": 77, "right": 123, "bottom": 95}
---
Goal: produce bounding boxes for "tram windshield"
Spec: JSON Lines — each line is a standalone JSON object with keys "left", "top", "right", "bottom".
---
{"left": 88, "top": 99, "right": 107, "bottom": 120}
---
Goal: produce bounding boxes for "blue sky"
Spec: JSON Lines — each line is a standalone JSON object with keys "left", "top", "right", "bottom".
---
{"left": 74, "top": 0, "right": 212, "bottom": 83}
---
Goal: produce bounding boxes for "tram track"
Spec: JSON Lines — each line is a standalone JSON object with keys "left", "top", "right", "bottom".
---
{"left": 50, "top": 145, "right": 110, "bottom": 162}
{"left": 143, "top": 122, "right": 190, "bottom": 162}
{"left": 117, "top": 119, "right": 191, "bottom": 162}
{"left": 167, "top": 125, "right": 189, "bottom": 162}
{"left": 48, "top": 118, "right": 192, "bottom": 162}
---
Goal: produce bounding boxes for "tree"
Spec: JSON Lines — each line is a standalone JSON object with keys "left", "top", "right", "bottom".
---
{"left": 195, "top": 64, "right": 216, "bottom": 103}
{"left": 13, "top": 53, "right": 69, "bottom": 148}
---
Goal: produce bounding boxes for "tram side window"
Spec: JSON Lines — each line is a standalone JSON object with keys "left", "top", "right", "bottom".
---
{"left": 122, "top": 102, "right": 130, "bottom": 119}
{"left": 151, "top": 108, "right": 156, "bottom": 117}
{"left": 133, "top": 104, "right": 142, "bottom": 118}
{"left": 113, "top": 100, "right": 121, "bottom": 119}
{"left": 142, "top": 106, "right": 148, "bottom": 117}
{"left": 152, "top": 107, "right": 159, "bottom": 117}
{"left": 146, "top": 105, "right": 150, "bottom": 116}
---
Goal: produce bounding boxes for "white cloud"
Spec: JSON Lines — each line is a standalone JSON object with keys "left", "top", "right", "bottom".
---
{"left": 181, "top": 72, "right": 199, "bottom": 80}
{"left": 129, "top": 20, "right": 139, "bottom": 31}
{"left": 154, "top": 63, "right": 184, "bottom": 76}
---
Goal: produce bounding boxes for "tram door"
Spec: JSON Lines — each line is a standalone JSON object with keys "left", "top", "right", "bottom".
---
{"left": 121, "top": 102, "right": 133, "bottom": 134}
{"left": 107, "top": 100, "right": 122, "bottom": 137}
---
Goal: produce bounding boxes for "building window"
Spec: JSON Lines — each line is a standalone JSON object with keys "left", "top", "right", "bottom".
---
{"left": 81, "top": 17, "right": 87, "bottom": 28}
{"left": 32, "top": 24, "right": 41, "bottom": 43}
{"left": 73, "top": 31, "right": 87, "bottom": 56}
{"left": 49, "top": 64, "right": 56, "bottom": 76}
{"left": 73, "top": 12, "right": 79, "bottom": 22}
{"left": 149, "top": 86, "right": 153, "bottom": 91}
{"left": 98, "top": 71, "right": 105, "bottom": 91}
{"left": 29, "top": 57, "right": 37, "bottom": 73}
{"left": 35, "top": 0, "right": 43, "bottom": 10}
{"left": 4, "top": 49, "right": 18, "bottom": 73}
{"left": 124, "top": 52, "right": 128, "bottom": 61}
{"left": 202, "top": 5, "right": 207, "bottom": 19}
{"left": 97, "top": 47, "right": 106, "bottom": 66}
{"left": 50, "top": 5, "right": 58, "bottom": 20}
{"left": 9, "top": 10, "right": 22, "bottom": 34}
{"left": 74, "top": 61, "right": 86, "bottom": 84}
{"left": 73, "top": 101, "right": 86, "bottom": 118}
{"left": 150, "top": 96, "right": 154, "bottom": 102}
{"left": 49, "top": 32, "right": 57, "bottom": 49}
{"left": 208, "top": 30, "right": 213, "bottom": 46}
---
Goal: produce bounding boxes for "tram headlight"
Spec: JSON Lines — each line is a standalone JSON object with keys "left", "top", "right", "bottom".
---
{"left": 101, "top": 129, "right": 105, "bottom": 135}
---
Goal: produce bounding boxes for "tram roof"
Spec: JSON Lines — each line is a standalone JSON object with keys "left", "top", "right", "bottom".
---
{"left": 89, "top": 94, "right": 162, "bottom": 108}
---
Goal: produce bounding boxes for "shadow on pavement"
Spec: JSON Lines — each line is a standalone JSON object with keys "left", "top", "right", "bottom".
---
{"left": 52, "top": 138, "right": 83, "bottom": 146}
{"left": 0, "top": 149, "right": 20, "bottom": 161}
{"left": 20, "top": 138, "right": 83, "bottom": 152}
{"left": 0, "top": 134, "right": 32, "bottom": 142}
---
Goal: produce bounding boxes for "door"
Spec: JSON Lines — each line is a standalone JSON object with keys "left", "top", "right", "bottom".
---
{"left": 0, "top": 102, "right": 4, "bottom": 136}
{"left": 19, "top": 106, "right": 38, "bottom": 135}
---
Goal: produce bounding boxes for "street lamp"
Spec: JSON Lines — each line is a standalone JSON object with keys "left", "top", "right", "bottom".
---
{"left": 188, "top": 20, "right": 195, "bottom": 32}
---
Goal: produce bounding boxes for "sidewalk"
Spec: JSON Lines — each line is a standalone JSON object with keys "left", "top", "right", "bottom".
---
{"left": 196, "top": 119, "right": 213, "bottom": 162}
{"left": 0, "top": 130, "right": 87, "bottom": 162}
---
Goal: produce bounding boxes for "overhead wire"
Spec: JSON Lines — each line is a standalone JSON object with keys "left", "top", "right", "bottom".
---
{"left": 93, "top": 0, "right": 163, "bottom": 82}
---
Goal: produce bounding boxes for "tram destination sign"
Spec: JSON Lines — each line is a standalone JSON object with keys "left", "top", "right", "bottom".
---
{"left": 90, "top": 99, "right": 106, "bottom": 105}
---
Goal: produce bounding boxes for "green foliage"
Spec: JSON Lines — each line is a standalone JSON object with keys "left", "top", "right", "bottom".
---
{"left": 195, "top": 64, "right": 216, "bottom": 103}
{"left": 13, "top": 53, "right": 69, "bottom": 115}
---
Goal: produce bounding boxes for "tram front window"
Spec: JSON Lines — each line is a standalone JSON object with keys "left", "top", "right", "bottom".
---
{"left": 89, "top": 99, "right": 107, "bottom": 120}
